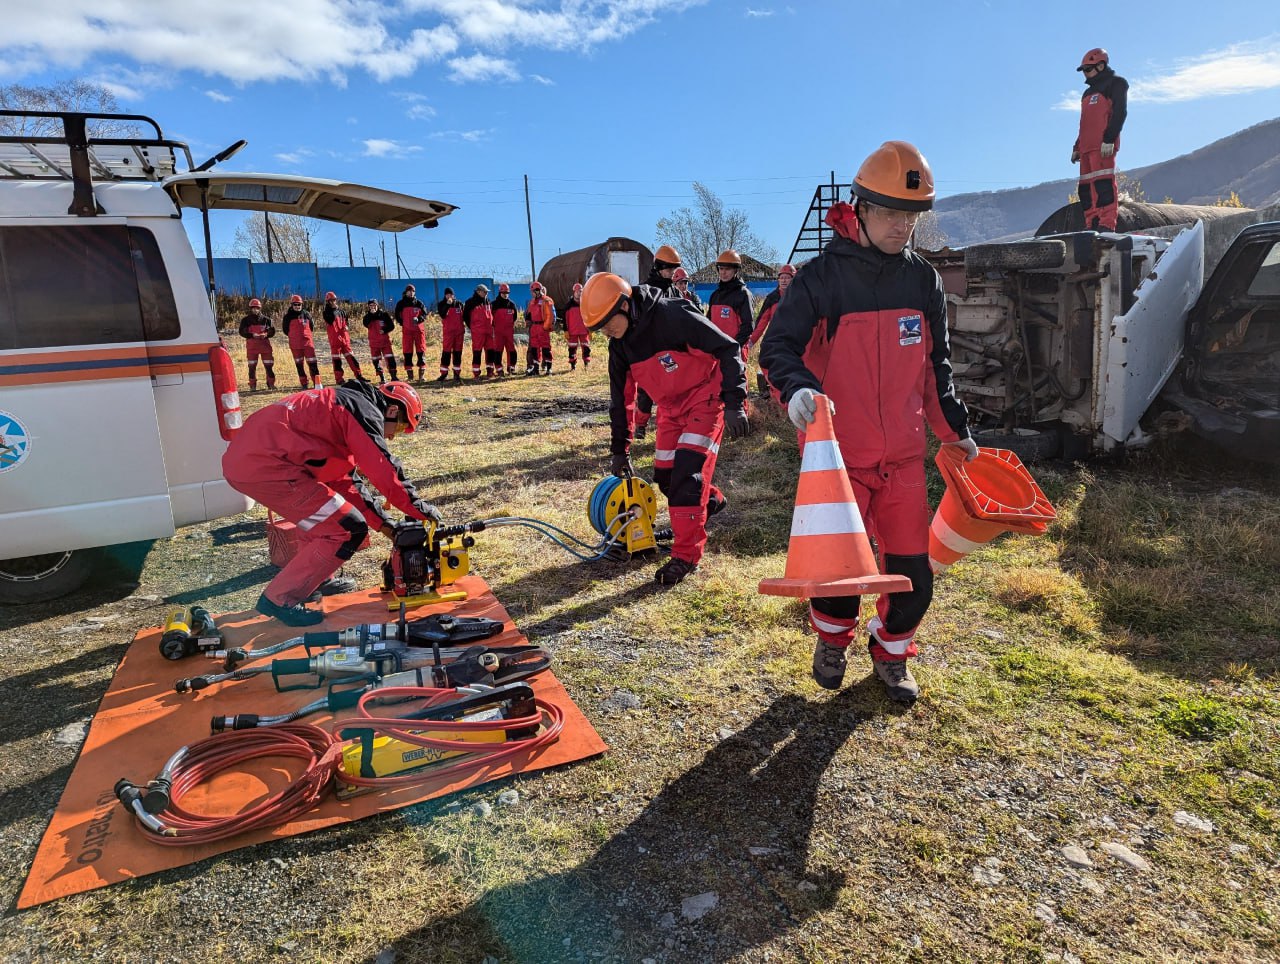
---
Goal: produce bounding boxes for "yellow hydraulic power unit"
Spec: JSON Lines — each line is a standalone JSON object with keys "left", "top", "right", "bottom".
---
{"left": 588, "top": 475, "right": 660, "bottom": 555}
{"left": 382, "top": 520, "right": 484, "bottom": 609}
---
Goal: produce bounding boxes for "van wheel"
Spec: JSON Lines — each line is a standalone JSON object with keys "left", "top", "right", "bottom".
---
{"left": 971, "top": 427, "right": 1062, "bottom": 462}
{"left": 965, "top": 240, "right": 1067, "bottom": 273}
{"left": 0, "top": 550, "right": 94, "bottom": 605}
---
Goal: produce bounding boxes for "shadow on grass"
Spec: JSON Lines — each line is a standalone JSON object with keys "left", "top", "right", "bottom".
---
{"left": 164, "top": 565, "right": 278, "bottom": 606}
{"left": 374, "top": 686, "right": 876, "bottom": 963}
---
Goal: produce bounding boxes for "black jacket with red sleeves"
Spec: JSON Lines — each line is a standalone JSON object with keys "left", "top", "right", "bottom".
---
{"left": 707, "top": 277, "right": 755, "bottom": 345}
{"left": 608, "top": 286, "right": 747, "bottom": 454}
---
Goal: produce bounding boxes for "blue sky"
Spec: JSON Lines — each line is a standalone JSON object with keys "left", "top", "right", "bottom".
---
{"left": 5, "top": 1, "right": 1279, "bottom": 277}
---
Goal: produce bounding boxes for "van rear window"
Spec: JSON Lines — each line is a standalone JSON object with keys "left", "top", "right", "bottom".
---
{"left": 0, "top": 225, "right": 179, "bottom": 349}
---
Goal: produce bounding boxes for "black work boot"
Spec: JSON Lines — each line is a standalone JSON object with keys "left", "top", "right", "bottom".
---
{"left": 655, "top": 557, "right": 698, "bottom": 586}
{"left": 308, "top": 572, "right": 358, "bottom": 602}
{"left": 871, "top": 645, "right": 919, "bottom": 704}
{"left": 707, "top": 493, "right": 728, "bottom": 518}
{"left": 256, "top": 593, "right": 324, "bottom": 627}
{"left": 812, "top": 639, "right": 848, "bottom": 690}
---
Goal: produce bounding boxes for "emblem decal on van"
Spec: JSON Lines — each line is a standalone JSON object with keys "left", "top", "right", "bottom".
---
{"left": 0, "top": 410, "right": 31, "bottom": 474}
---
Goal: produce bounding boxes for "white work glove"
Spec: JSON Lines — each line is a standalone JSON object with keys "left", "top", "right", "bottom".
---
{"left": 944, "top": 437, "right": 980, "bottom": 462}
{"left": 1100, "top": 142, "right": 1115, "bottom": 158}
{"left": 787, "top": 388, "right": 835, "bottom": 432}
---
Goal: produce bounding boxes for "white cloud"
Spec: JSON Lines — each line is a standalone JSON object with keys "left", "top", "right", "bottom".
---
{"left": 362, "top": 138, "right": 423, "bottom": 158}
{"left": 1053, "top": 38, "right": 1280, "bottom": 109}
{"left": 530, "top": 73, "right": 555, "bottom": 85}
{"left": 395, "top": 91, "right": 437, "bottom": 118}
{"left": 1131, "top": 38, "right": 1280, "bottom": 103}
{"left": 205, "top": 89, "right": 232, "bottom": 103}
{"left": 87, "top": 66, "right": 169, "bottom": 102}
{"left": 428, "top": 128, "right": 494, "bottom": 142}
{"left": 275, "top": 148, "right": 313, "bottom": 164}
{"left": 0, "top": 0, "right": 701, "bottom": 86}
{"left": 448, "top": 52, "right": 520, "bottom": 84}
{"left": 745, "top": 7, "right": 774, "bottom": 16}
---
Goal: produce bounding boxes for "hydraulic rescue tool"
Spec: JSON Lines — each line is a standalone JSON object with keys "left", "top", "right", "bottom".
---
{"left": 159, "top": 606, "right": 223, "bottom": 660}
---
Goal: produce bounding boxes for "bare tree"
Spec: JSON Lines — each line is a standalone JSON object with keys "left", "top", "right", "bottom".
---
{"left": 0, "top": 80, "right": 138, "bottom": 136}
{"left": 655, "top": 182, "right": 779, "bottom": 270}
{"left": 232, "top": 213, "right": 317, "bottom": 263}
{"left": 912, "top": 211, "right": 949, "bottom": 251}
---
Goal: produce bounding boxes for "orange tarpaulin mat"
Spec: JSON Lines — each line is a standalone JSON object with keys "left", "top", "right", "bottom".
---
{"left": 19, "top": 575, "right": 607, "bottom": 908}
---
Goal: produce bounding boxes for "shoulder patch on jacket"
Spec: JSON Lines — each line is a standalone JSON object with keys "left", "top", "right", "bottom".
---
{"left": 898, "top": 314, "right": 923, "bottom": 346}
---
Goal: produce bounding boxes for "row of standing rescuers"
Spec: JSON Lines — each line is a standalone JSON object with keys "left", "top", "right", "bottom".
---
{"left": 582, "top": 140, "right": 977, "bottom": 704}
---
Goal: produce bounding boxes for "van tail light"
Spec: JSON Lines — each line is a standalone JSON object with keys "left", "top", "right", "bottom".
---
{"left": 208, "top": 342, "right": 242, "bottom": 441}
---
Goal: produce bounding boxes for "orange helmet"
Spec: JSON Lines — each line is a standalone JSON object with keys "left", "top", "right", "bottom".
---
{"left": 654, "top": 244, "right": 681, "bottom": 267}
{"left": 672, "top": 267, "right": 690, "bottom": 283}
{"left": 716, "top": 249, "right": 742, "bottom": 268}
{"left": 498, "top": 283, "right": 510, "bottom": 294}
{"left": 248, "top": 298, "right": 262, "bottom": 309}
{"left": 581, "top": 273, "right": 632, "bottom": 330}
{"left": 289, "top": 294, "right": 303, "bottom": 305}
{"left": 324, "top": 290, "right": 337, "bottom": 301}
{"left": 1077, "top": 47, "right": 1108, "bottom": 71}
{"left": 379, "top": 381, "right": 423, "bottom": 432}
{"left": 853, "top": 141, "right": 935, "bottom": 212}
{"left": 778, "top": 264, "right": 796, "bottom": 277}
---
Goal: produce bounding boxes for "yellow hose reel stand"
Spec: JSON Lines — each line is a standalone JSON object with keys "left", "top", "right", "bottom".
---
{"left": 588, "top": 475, "right": 660, "bottom": 555}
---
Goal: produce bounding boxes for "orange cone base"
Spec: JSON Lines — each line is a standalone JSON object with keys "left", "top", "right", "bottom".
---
{"left": 758, "top": 572, "right": 913, "bottom": 599}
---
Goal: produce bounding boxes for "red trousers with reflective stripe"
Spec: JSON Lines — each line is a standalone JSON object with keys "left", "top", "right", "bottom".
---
{"left": 810, "top": 459, "right": 930, "bottom": 661}
{"left": 652, "top": 395, "right": 724, "bottom": 565}
{"left": 223, "top": 474, "right": 370, "bottom": 607}
{"left": 246, "top": 339, "right": 274, "bottom": 362}
{"left": 1078, "top": 150, "right": 1118, "bottom": 231}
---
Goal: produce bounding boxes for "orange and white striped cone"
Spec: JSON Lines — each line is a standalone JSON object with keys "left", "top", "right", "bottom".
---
{"left": 929, "top": 446, "right": 1056, "bottom": 572}
{"left": 759, "top": 396, "right": 912, "bottom": 599}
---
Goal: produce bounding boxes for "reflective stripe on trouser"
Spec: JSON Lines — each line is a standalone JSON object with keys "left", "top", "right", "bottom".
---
{"left": 651, "top": 396, "right": 724, "bottom": 565}
{"left": 223, "top": 474, "right": 370, "bottom": 607}
{"left": 809, "top": 459, "right": 933, "bottom": 661}
{"left": 1078, "top": 150, "right": 1118, "bottom": 231}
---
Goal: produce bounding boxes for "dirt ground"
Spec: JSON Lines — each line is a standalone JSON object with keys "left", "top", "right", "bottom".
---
{"left": 1, "top": 334, "right": 1278, "bottom": 963}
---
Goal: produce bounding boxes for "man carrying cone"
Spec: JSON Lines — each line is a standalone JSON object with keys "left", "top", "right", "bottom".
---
{"left": 760, "top": 140, "right": 976, "bottom": 703}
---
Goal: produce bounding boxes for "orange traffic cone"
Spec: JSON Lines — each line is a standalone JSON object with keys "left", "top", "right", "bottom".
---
{"left": 929, "top": 446, "right": 1056, "bottom": 572}
{"left": 759, "top": 396, "right": 912, "bottom": 599}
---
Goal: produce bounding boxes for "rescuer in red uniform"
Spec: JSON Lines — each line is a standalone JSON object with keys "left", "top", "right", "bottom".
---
{"left": 1072, "top": 47, "right": 1128, "bottom": 232}
{"left": 282, "top": 294, "right": 322, "bottom": 389}
{"left": 583, "top": 273, "right": 750, "bottom": 587}
{"left": 321, "top": 291, "right": 363, "bottom": 383}
{"left": 394, "top": 284, "right": 429, "bottom": 381}
{"left": 239, "top": 298, "right": 277, "bottom": 391}
{"left": 760, "top": 141, "right": 976, "bottom": 704}
{"left": 463, "top": 284, "right": 496, "bottom": 378}
{"left": 222, "top": 380, "right": 440, "bottom": 626}
{"left": 492, "top": 283, "right": 519, "bottom": 374}
{"left": 707, "top": 249, "right": 755, "bottom": 358}
{"left": 435, "top": 288, "right": 465, "bottom": 382}
{"left": 671, "top": 267, "right": 701, "bottom": 307}
{"left": 564, "top": 282, "right": 592, "bottom": 370}
{"left": 362, "top": 299, "right": 398, "bottom": 383}
{"left": 525, "top": 282, "right": 556, "bottom": 375}
{"left": 747, "top": 263, "right": 795, "bottom": 397}
{"left": 647, "top": 244, "right": 682, "bottom": 293}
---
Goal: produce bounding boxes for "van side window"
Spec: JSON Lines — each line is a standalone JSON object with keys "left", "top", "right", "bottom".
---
{"left": 0, "top": 225, "right": 179, "bottom": 350}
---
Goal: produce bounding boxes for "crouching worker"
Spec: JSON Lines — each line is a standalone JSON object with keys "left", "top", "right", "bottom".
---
{"left": 222, "top": 381, "right": 442, "bottom": 626}
{"left": 583, "top": 273, "right": 750, "bottom": 587}
{"left": 760, "top": 140, "right": 975, "bottom": 704}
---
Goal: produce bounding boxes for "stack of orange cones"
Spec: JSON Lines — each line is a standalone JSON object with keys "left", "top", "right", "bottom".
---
{"left": 759, "top": 396, "right": 912, "bottom": 599}
{"left": 929, "top": 446, "right": 1056, "bottom": 573}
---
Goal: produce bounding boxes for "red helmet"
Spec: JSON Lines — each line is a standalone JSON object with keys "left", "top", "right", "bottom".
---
{"left": 289, "top": 294, "right": 303, "bottom": 305}
{"left": 672, "top": 267, "right": 690, "bottom": 283}
{"left": 530, "top": 281, "right": 544, "bottom": 293}
{"left": 379, "top": 381, "right": 422, "bottom": 433}
{"left": 248, "top": 298, "right": 262, "bottom": 309}
{"left": 1077, "top": 47, "right": 1108, "bottom": 71}
{"left": 778, "top": 264, "right": 796, "bottom": 277}
{"left": 498, "top": 283, "right": 510, "bottom": 294}
{"left": 572, "top": 282, "right": 583, "bottom": 295}
{"left": 324, "top": 290, "right": 337, "bottom": 301}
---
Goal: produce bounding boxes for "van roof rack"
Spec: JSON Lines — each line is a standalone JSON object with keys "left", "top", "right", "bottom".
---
{"left": 0, "top": 110, "right": 194, "bottom": 216}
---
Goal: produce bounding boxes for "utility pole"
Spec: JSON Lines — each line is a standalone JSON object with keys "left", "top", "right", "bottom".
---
{"left": 264, "top": 211, "right": 273, "bottom": 263}
{"left": 524, "top": 174, "right": 536, "bottom": 281}
{"left": 361, "top": 246, "right": 367, "bottom": 268}
{"left": 394, "top": 234, "right": 404, "bottom": 279}
{"left": 346, "top": 225, "right": 354, "bottom": 268}
{"left": 380, "top": 238, "right": 387, "bottom": 279}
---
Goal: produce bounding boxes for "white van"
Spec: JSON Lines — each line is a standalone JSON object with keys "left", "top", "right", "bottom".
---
{"left": 0, "top": 110, "right": 455, "bottom": 602}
